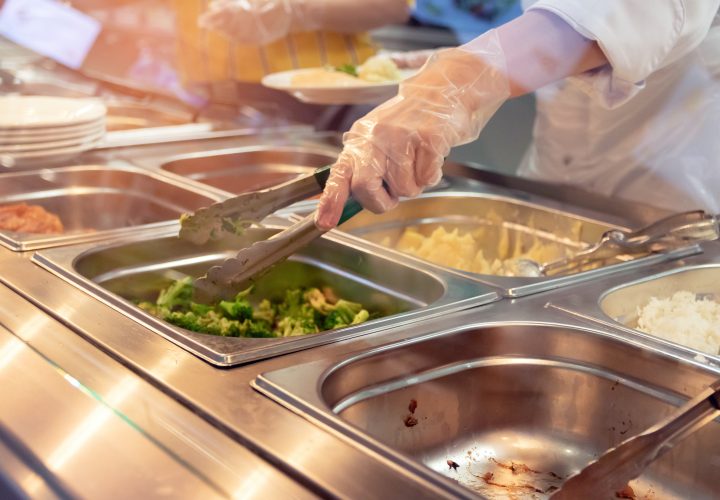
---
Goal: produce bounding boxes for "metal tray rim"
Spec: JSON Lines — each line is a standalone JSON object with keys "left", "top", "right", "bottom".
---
{"left": 31, "top": 225, "right": 499, "bottom": 366}
{"left": 283, "top": 192, "right": 701, "bottom": 297}
{"left": 158, "top": 142, "right": 341, "bottom": 168}
{"left": 253, "top": 318, "right": 720, "bottom": 500}
{"left": 0, "top": 164, "right": 227, "bottom": 251}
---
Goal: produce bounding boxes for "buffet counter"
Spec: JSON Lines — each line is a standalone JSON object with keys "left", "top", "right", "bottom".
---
{"left": 1, "top": 130, "right": 719, "bottom": 498}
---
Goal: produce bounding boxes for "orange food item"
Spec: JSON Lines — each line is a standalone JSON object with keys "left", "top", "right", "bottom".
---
{"left": 0, "top": 203, "right": 64, "bottom": 234}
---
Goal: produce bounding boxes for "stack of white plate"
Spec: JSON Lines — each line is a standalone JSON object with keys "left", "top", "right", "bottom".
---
{"left": 0, "top": 96, "right": 106, "bottom": 167}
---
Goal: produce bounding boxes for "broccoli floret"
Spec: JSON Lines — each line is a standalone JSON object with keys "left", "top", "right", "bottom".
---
{"left": 189, "top": 302, "right": 212, "bottom": 315}
{"left": 217, "top": 299, "right": 253, "bottom": 320}
{"left": 276, "top": 315, "right": 318, "bottom": 337}
{"left": 323, "top": 299, "right": 370, "bottom": 330}
{"left": 253, "top": 299, "right": 276, "bottom": 324}
{"left": 351, "top": 309, "right": 370, "bottom": 325}
{"left": 246, "top": 320, "right": 276, "bottom": 338}
{"left": 275, "top": 289, "right": 318, "bottom": 336}
{"left": 156, "top": 277, "right": 193, "bottom": 310}
{"left": 165, "top": 310, "right": 204, "bottom": 332}
{"left": 211, "top": 317, "right": 243, "bottom": 337}
{"left": 141, "top": 280, "right": 373, "bottom": 339}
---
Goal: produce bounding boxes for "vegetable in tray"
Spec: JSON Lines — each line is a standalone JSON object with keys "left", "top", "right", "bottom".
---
{"left": 138, "top": 277, "right": 371, "bottom": 338}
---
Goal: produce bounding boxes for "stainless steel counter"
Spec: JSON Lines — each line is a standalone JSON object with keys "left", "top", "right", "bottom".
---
{"left": 0, "top": 283, "right": 311, "bottom": 499}
{"left": 4, "top": 239, "right": 719, "bottom": 498}
{"left": 1, "top": 132, "right": 718, "bottom": 498}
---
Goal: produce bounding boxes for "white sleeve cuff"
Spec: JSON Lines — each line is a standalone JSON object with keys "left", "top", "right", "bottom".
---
{"left": 526, "top": 0, "right": 685, "bottom": 84}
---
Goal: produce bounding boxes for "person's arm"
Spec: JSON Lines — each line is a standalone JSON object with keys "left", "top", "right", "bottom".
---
{"left": 199, "top": 0, "right": 409, "bottom": 45}
{"left": 498, "top": 10, "right": 607, "bottom": 97}
{"left": 315, "top": 10, "right": 608, "bottom": 229}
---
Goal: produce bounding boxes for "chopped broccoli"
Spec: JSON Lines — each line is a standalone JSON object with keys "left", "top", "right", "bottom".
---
{"left": 217, "top": 299, "right": 253, "bottom": 320}
{"left": 323, "top": 299, "right": 368, "bottom": 329}
{"left": 276, "top": 289, "right": 319, "bottom": 337}
{"left": 351, "top": 309, "right": 370, "bottom": 325}
{"left": 246, "top": 320, "right": 275, "bottom": 338}
{"left": 253, "top": 299, "right": 276, "bottom": 324}
{"left": 189, "top": 302, "right": 212, "bottom": 315}
{"left": 138, "top": 279, "right": 372, "bottom": 338}
{"left": 156, "top": 276, "right": 193, "bottom": 310}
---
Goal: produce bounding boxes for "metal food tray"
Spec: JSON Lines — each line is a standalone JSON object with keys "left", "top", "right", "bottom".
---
{"left": 541, "top": 244, "right": 720, "bottom": 366}
{"left": 255, "top": 319, "right": 720, "bottom": 499}
{"left": 0, "top": 165, "right": 226, "bottom": 251}
{"left": 160, "top": 144, "right": 339, "bottom": 194}
{"left": 286, "top": 191, "right": 699, "bottom": 297}
{"left": 32, "top": 225, "right": 498, "bottom": 366}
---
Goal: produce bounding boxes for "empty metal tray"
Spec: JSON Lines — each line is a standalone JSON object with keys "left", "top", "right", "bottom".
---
{"left": 0, "top": 165, "right": 224, "bottom": 251}
{"left": 256, "top": 322, "right": 720, "bottom": 499}
{"left": 33, "top": 226, "right": 497, "bottom": 366}
{"left": 287, "top": 192, "right": 697, "bottom": 297}
{"left": 160, "top": 144, "right": 339, "bottom": 194}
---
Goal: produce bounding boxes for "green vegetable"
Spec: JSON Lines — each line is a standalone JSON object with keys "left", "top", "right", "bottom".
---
{"left": 335, "top": 63, "right": 358, "bottom": 77}
{"left": 156, "top": 276, "right": 193, "bottom": 310}
{"left": 323, "top": 299, "right": 368, "bottom": 329}
{"left": 137, "top": 280, "right": 372, "bottom": 339}
{"left": 276, "top": 289, "right": 319, "bottom": 337}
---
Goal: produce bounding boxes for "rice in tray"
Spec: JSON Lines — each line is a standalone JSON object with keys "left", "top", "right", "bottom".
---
{"left": 636, "top": 290, "right": 720, "bottom": 355}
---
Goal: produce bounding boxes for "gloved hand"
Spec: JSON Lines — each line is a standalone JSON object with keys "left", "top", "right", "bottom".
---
{"left": 199, "top": 0, "right": 317, "bottom": 45}
{"left": 315, "top": 31, "right": 511, "bottom": 230}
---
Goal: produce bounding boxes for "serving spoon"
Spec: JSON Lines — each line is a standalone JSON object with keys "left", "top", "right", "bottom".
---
{"left": 509, "top": 210, "right": 720, "bottom": 277}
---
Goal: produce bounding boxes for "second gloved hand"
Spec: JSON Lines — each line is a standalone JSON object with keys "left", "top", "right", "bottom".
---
{"left": 316, "top": 31, "right": 511, "bottom": 230}
{"left": 199, "top": 0, "right": 317, "bottom": 45}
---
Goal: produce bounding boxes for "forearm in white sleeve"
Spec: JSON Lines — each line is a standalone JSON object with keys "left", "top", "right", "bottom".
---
{"left": 526, "top": 0, "right": 720, "bottom": 84}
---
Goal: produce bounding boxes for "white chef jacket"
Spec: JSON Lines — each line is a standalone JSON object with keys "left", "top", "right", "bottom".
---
{"left": 517, "top": 0, "right": 720, "bottom": 212}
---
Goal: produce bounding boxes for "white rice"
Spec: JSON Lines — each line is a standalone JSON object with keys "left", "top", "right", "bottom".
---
{"left": 636, "top": 290, "right": 720, "bottom": 355}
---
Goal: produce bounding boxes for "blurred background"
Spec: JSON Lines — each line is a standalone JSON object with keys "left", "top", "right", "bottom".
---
{"left": 0, "top": 0, "right": 535, "bottom": 173}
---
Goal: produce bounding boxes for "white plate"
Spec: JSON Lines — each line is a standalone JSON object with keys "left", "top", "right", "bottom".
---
{"left": 0, "top": 96, "right": 106, "bottom": 129}
{"left": 0, "top": 122, "right": 105, "bottom": 144}
{"left": 0, "top": 117, "right": 105, "bottom": 137}
{"left": 0, "top": 138, "right": 101, "bottom": 167}
{"left": 261, "top": 68, "right": 415, "bottom": 105}
{"left": 0, "top": 130, "right": 105, "bottom": 153}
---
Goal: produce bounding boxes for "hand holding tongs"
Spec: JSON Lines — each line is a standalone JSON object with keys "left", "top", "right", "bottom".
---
{"left": 179, "top": 165, "right": 362, "bottom": 303}
{"left": 513, "top": 210, "right": 720, "bottom": 277}
{"left": 551, "top": 378, "right": 720, "bottom": 499}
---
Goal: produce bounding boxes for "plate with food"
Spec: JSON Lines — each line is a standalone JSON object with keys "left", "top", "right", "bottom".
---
{"left": 262, "top": 55, "right": 415, "bottom": 105}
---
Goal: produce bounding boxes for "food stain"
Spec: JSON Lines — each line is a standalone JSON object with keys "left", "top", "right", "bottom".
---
{"left": 403, "top": 398, "right": 419, "bottom": 427}
{"left": 403, "top": 415, "right": 418, "bottom": 427}
{"left": 467, "top": 457, "right": 565, "bottom": 497}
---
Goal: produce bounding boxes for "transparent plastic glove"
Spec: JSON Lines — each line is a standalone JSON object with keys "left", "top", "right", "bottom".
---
{"left": 198, "top": 0, "right": 317, "bottom": 45}
{"left": 316, "top": 30, "right": 510, "bottom": 230}
{"left": 385, "top": 48, "right": 447, "bottom": 70}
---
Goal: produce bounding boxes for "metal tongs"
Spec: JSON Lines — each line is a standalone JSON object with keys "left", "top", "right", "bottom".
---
{"left": 180, "top": 165, "right": 362, "bottom": 303}
{"left": 551, "top": 378, "right": 720, "bottom": 499}
{"left": 512, "top": 210, "right": 720, "bottom": 277}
